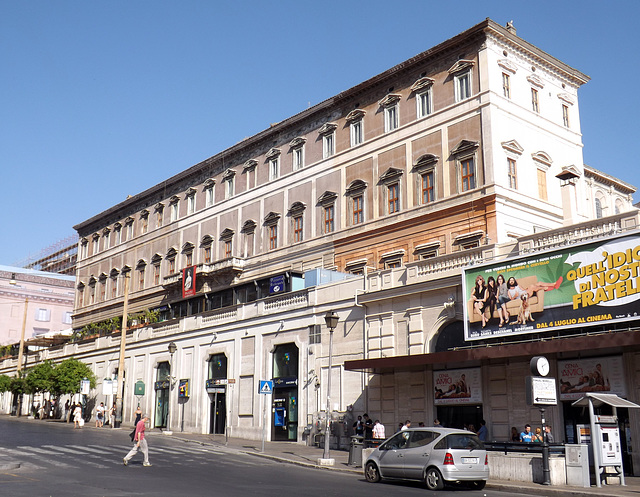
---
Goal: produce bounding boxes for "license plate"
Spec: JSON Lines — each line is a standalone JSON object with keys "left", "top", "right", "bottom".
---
{"left": 462, "top": 457, "right": 478, "bottom": 464}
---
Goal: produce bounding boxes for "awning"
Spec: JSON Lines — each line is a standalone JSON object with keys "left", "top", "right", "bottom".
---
{"left": 572, "top": 393, "right": 640, "bottom": 409}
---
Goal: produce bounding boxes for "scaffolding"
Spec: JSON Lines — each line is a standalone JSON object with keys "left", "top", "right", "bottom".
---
{"left": 17, "top": 234, "right": 78, "bottom": 276}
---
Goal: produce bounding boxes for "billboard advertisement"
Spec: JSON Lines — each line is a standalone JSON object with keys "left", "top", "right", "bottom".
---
{"left": 558, "top": 356, "right": 626, "bottom": 400}
{"left": 433, "top": 367, "right": 482, "bottom": 405}
{"left": 463, "top": 234, "right": 640, "bottom": 341}
{"left": 182, "top": 265, "right": 196, "bottom": 298}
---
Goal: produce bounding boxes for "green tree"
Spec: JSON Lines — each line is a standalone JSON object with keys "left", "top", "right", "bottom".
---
{"left": 52, "top": 358, "right": 97, "bottom": 396}
{"left": 0, "top": 374, "right": 11, "bottom": 393}
{"left": 9, "top": 374, "right": 26, "bottom": 396}
{"left": 25, "top": 360, "right": 56, "bottom": 394}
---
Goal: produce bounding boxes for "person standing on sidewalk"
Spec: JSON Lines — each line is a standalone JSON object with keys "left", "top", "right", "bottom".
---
{"left": 123, "top": 413, "right": 152, "bottom": 467}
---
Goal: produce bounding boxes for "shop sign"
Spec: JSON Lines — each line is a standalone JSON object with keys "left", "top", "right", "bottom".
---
{"left": 269, "top": 275, "right": 285, "bottom": 294}
{"left": 178, "top": 379, "right": 189, "bottom": 398}
{"left": 433, "top": 367, "right": 482, "bottom": 405}
{"left": 154, "top": 380, "right": 170, "bottom": 390}
{"left": 463, "top": 234, "right": 640, "bottom": 341}
{"left": 558, "top": 356, "right": 626, "bottom": 400}
{"left": 273, "top": 377, "right": 297, "bottom": 388}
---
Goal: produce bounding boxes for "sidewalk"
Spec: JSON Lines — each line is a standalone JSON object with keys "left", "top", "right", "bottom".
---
{"left": 166, "top": 430, "right": 640, "bottom": 497}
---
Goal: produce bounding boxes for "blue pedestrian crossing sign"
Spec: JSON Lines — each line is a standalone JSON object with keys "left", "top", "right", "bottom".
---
{"left": 259, "top": 380, "right": 273, "bottom": 394}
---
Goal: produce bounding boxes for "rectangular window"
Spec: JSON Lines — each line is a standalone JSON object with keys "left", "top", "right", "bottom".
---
{"left": 293, "top": 215, "right": 303, "bottom": 243}
{"left": 62, "top": 311, "right": 73, "bottom": 325}
{"left": 531, "top": 88, "right": 539, "bottom": 113}
{"left": 187, "top": 195, "right": 196, "bottom": 214}
{"left": 170, "top": 202, "right": 179, "bottom": 222}
{"left": 309, "top": 324, "right": 321, "bottom": 344}
{"left": 417, "top": 89, "right": 432, "bottom": 118}
{"left": 115, "top": 228, "right": 122, "bottom": 245}
{"left": 460, "top": 158, "right": 475, "bottom": 191}
{"left": 562, "top": 104, "right": 570, "bottom": 127}
{"left": 80, "top": 243, "right": 88, "bottom": 259}
{"left": 35, "top": 308, "right": 51, "bottom": 322}
{"left": 169, "top": 258, "right": 176, "bottom": 273}
{"left": 388, "top": 184, "right": 400, "bottom": 214}
{"left": 224, "top": 240, "right": 232, "bottom": 258}
{"left": 204, "top": 246, "right": 212, "bottom": 263}
{"left": 293, "top": 147, "right": 304, "bottom": 170}
{"left": 350, "top": 120, "right": 363, "bottom": 147}
{"left": 126, "top": 222, "right": 134, "bottom": 240}
{"left": 353, "top": 195, "right": 363, "bottom": 224}
{"left": 455, "top": 71, "right": 471, "bottom": 101}
{"left": 225, "top": 178, "right": 235, "bottom": 199}
{"left": 153, "top": 264, "right": 160, "bottom": 285}
{"left": 537, "top": 168, "right": 548, "bottom": 201}
{"left": 100, "top": 281, "right": 106, "bottom": 301}
{"left": 185, "top": 253, "right": 193, "bottom": 267}
{"left": 92, "top": 237, "right": 99, "bottom": 255}
{"left": 138, "top": 268, "right": 145, "bottom": 290}
{"left": 155, "top": 210, "right": 161, "bottom": 229}
{"left": 508, "top": 158, "right": 518, "bottom": 189}
{"left": 103, "top": 233, "right": 110, "bottom": 251}
{"left": 269, "top": 158, "right": 280, "bottom": 181}
{"left": 421, "top": 171, "right": 435, "bottom": 204}
{"left": 205, "top": 186, "right": 214, "bottom": 207}
{"left": 323, "top": 133, "right": 334, "bottom": 159}
{"left": 384, "top": 104, "right": 398, "bottom": 133}
{"left": 502, "top": 73, "right": 511, "bottom": 98}
{"left": 324, "top": 205, "right": 335, "bottom": 233}
{"left": 111, "top": 278, "right": 118, "bottom": 298}
{"left": 269, "top": 225, "right": 278, "bottom": 250}
{"left": 384, "top": 259, "right": 402, "bottom": 269}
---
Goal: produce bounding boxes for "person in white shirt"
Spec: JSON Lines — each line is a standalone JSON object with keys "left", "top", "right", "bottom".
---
{"left": 401, "top": 420, "right": 411, "bottom": 431}
{"left": 372, "top": 420, "right": 386, "bottom": 440}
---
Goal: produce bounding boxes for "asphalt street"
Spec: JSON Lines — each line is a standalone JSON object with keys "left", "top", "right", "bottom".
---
{"left": 0, "top": 416, "right": 535, "bottom": 497}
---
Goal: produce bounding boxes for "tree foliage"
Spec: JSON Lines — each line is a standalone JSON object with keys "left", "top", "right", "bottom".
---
{"left": 25, "top": 360, "right": 56, "bottom": 394}
{"left": 0, "top": 374, "right": 11, "bottom": 393}
{"left": 52, "top": 358, "right": 96, "bottom": 395}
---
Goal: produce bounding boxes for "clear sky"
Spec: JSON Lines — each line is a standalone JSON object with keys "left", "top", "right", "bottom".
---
{"left": 2, "top": 1, "right": 639, "bottom": 266}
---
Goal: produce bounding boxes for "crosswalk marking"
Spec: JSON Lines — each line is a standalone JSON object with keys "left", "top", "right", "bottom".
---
{"left": 0, "top": 443, "right": 229, "bottom": 472}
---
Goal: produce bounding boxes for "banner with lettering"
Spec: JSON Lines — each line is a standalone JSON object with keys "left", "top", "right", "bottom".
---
{"left": 463, "top": 234, "right": 640, "bottom": 341}
{"left": 433, "top": 367, "right": 482, "bottom": 405}
{"left": 558, "top": 356, "right": 626, "bottom": 400}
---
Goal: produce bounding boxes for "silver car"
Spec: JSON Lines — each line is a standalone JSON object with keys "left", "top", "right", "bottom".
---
{"left": 364, "top": 427, "right": 489, "bottom": 490}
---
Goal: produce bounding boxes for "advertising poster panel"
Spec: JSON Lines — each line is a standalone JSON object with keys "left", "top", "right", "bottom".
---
{"left": 463, "top": 234, "right": 640, "bottom": 341}
{"left": 434, "top": 367, "right": 482, "bottom": 405}
{"left": 558, "top": 356, "right": 626, "bottom": 400}
{"left": 182, "top": 265, "right": 196, "bottom": 298}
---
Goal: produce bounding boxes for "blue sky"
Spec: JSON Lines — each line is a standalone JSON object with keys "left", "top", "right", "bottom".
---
{"left": 1, "top": 1, "right": 639, "bottom": 266}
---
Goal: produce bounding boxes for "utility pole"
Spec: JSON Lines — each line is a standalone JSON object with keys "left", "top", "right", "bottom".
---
{"left": 115, "top": 272, "right": 130, "bottom": 428}
{"left": 16, "top": 296, "right": 29, "bottom": 416}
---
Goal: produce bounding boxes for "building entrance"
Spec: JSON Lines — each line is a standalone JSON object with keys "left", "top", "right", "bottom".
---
{"left": 207, "top": 353, "right": 228, "bottom": 435}
{"left": 271, "top": 343, "right": 298, "bottom": 441}
{"left": 436, "top": 405, "right": 483, "bottom": 431}
{"left": 154, "top": 362, "right": 170, "bottom": 428}
{"left": 209, "top": 391, "right": 226, "bottom": 435}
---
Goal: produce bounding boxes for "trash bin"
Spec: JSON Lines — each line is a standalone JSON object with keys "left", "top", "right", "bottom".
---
{"left": 348, "top": 436, "right": 364, "bottom": 466}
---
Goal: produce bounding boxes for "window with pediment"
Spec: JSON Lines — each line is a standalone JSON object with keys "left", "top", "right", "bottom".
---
{"left": 319, "top": 123, "right": 337, "bottom": 159}
{"left": 318, "top": 191, "right": 338, "bottom": 234}
{"left": 346, "top": 179, "right": 367, "bottom": 225}
{"left": 266, "top": 148, "right": 281, "bottom": 181}
{"left": 220, "top": 229, "right": 234, "bottom": 259}
{"left": 201, "top": 235, "right": 213, "bottom": 264}
{"left": 346, "top": 109, "right": 365, "bottom": 147}
{"left": 166, "top": 247, "right": 178, "bottom": 274}
{"left": 379, "top": 94, "right": 401, "bottom": 133}
{"left": 411, "top": 77, "right": 435, "bottom": 118}
{"left": 241, "top": 220, "right": 256, "bottom": 258}
{"left": 451, "top": 140, "right": 479, "bottom": 193}
{"left": 289, "top": 138, "right": 306, "bottom": 171}
{"left": 288, "top": 202, "right": 306, "bottom": 243}
{"left": 413, "top": 154, "right": 438, "bottom": 205}
{"left": 449, "top": 60, "right": 474, "bottom": 102}
{"left": 264, "top": 212, "right": 280, "bottom": 250}
{"left": 379, "top": 168, "right": 404, "bottom": 214}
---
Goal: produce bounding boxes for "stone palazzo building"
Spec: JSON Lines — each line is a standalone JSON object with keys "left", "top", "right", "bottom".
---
{"left": 2, "top": 18, "right": 640, "bottom": 473}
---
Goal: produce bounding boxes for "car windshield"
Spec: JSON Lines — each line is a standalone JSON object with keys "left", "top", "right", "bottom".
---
{"left": 445, "top": 433, "right": 484, "bottom": 450}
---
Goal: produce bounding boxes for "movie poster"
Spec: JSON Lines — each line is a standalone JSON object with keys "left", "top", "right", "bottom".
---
{"left": 558, "top": 356, "right": 626, "bottom": 400}
{"left": 463, "top": 234, "right": 640, "bottom": 341}
{"left": 182, "top": 265, "right": 196, "bottom": 298}
{"left": 433, "top": 367, "right": 482, "bottom": 405}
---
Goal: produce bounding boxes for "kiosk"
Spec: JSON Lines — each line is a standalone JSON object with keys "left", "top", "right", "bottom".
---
{"left": 572, "top": 393, "right": 640, "bottom": 488}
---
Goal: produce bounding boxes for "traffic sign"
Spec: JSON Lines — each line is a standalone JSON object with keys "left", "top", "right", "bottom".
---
{"left": 259, "top": 380, "right": 273, "bottom": 395}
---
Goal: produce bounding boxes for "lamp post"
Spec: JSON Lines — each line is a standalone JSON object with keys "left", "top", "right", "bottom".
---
{"left": 114, "top": 271, "right": 130, "bottom": 428}
{"left": 9, "top": 274, "right": 28, "bottom": 416}
{"left": 322, "top": 310, "right": 339, "bottom": 462}
{"left": 165, "top": 341, "right": 177, "bottom": 435}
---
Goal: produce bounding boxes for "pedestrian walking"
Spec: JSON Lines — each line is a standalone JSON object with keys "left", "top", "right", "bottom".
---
{"left": 372, "top": 420, "right": 386, "bottom": 440}
{"left": 73, "top": 403, "right": 83, "bottom": 429}
{"left": 123, "top": 413, "right": 152, "bottom": 467}
{"left": 96, "top": 402, "right": 105, "bottom": 428}
{"left": 109, "top": 402, "right": 116, "bottom": 428}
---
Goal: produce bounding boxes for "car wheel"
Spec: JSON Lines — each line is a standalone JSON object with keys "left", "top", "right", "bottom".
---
{"left": 467, "top": 480, "right": 486, "bottom": 490}
{"left": 364, "top": 461, "right": 381, "bottom": 483}
{"left": 424, "top": 467, "right": 444, "bottom": 491}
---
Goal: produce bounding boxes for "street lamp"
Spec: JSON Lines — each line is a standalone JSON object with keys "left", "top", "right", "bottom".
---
{"left": 165, "top": 341, "right": 177, "bottom": 435}
{"left": 322, "top": 310, "right": 339, "bottom": 462}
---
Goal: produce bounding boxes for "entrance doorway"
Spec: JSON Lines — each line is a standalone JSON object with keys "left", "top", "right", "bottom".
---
{"left": 207, "top": 353, "right": 228, "bottom": 435}
{"left": 436, "top": 405, "right": 483, "bottom": 431}
{"left": 154, "top": 362, "right": 170, "bottom": 428}
{"left": 272, "top": 343, "right": 298, "bottom": 441}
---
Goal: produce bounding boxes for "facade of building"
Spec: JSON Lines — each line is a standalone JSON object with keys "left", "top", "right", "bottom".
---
{"left": 2, "top": 18, "right": 640, "bottom": 473}
{"left": 0, "top": 267, "right": 75, "bottom": 347}
{"left": 16, "top": 235, "right": 78, "bottom": 276}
